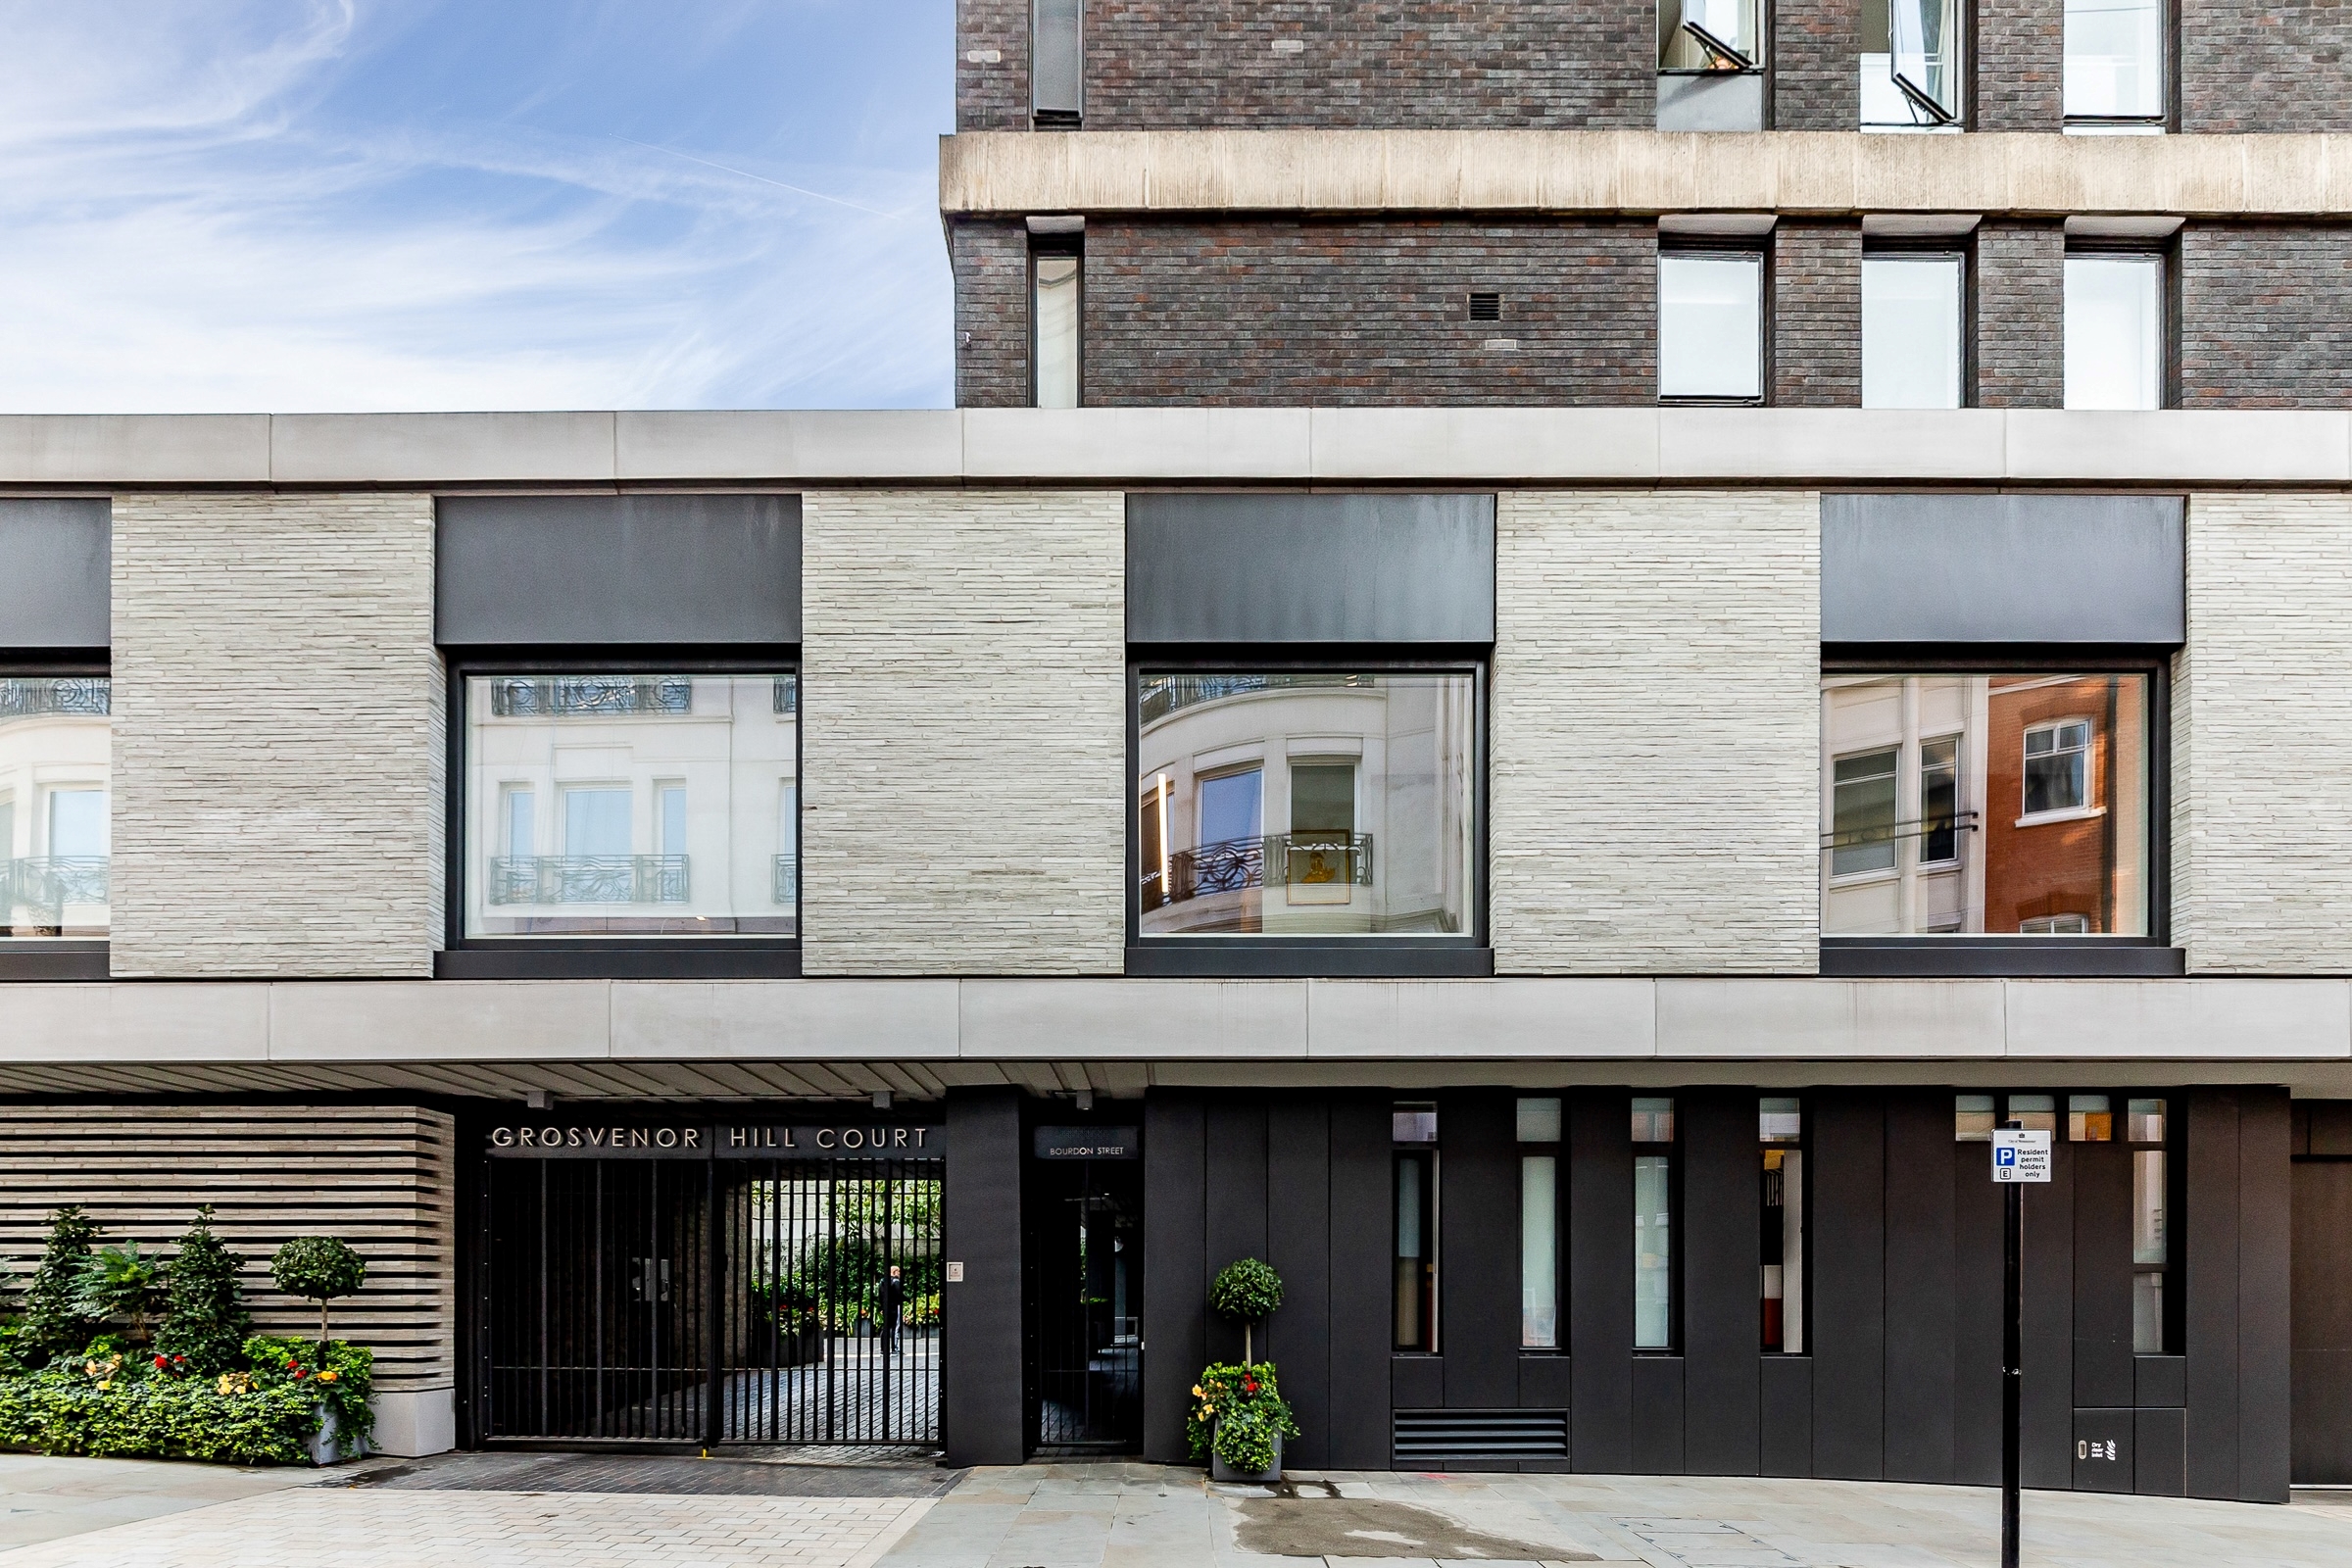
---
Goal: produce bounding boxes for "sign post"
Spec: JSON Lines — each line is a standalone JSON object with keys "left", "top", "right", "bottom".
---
{"left": 1990, "top": 1122, "right": 2051, "bottom": 1568}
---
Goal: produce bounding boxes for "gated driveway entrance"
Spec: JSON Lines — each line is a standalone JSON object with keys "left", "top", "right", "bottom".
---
{"left": 475, "top": 1117, "right": 944, "bottom": 1448}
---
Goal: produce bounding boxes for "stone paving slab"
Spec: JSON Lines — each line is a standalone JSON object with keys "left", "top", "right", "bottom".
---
{"left": 0, "top": 1487, "right": 935, "bottom": 1568}
{"left": 345, "top": 1449, "right": 960, "bottom": 1496}
{"left": 0, "top": 1453, "right": 331, "bottom": 1551}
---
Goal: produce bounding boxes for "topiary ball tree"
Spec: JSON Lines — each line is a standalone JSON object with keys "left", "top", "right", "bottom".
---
{"left": 271, "top": 1237, "right": 367, "bottom": 1346}
{"left": 1210, "top": 1257, "right": 1284, "bottom": 1364}
{"left": 156, "top": 1206, "right": 252, "bottom": 1373}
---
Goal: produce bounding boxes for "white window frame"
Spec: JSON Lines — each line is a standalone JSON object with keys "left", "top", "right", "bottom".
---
{"left": 2019, "top": 716, "right": 2099, "bottom": 826}
{"left": 2021, "top": 912, "right": 2093, "bottom": 935}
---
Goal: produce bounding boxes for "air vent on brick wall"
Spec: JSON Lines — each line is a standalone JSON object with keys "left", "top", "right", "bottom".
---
{"left": 1393, "top": 1407, "right": 1569, "bottom": 1463}
{"left": 1468, "top": 291, "right": 1502, "bottom": 321}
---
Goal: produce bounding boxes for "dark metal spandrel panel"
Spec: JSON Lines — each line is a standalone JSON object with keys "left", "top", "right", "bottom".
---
{"left": 2184, "top": 1092, "right": 2241, "bottom": 1499}
{"left": 1809, "top": 1094, "right": 1886, "bottom": 1480}
{"left": 1266, "top": 1098, "right": 1332, "bottom": 1467}
{"left": 436, "top": 493, "right": 801, "bottom": 646}
{"left": 1439, "top": 1091, "right": 1519, "bottom": 1409}
{"left": 1141, "top": 1091, "right": 1206, "bottom": 1465}
{"left": 1681, "top": 1091, "right": 1760, "bottom": 1477}
{"left": 1883, "top": 1093, "right": 1958, "bottom": 1484}
{"left": 1203, "top": 1099, "right": 1269, "bottom": 1368}
{"left": 2237, "top": 1089, "right": 2292, "bottom": 1501}
{"left": 0, "top": 499, "right": 109, "bottom": 647}
{"left": 1821, "top": 493, "right": 2184, "bottom": 646}
{"left": 1569, "top": 1091, "right": 1635, "bottom": 1474}
{"left": 1327, "top": 1095, "right": 1396, "bottom": 1469}
{"left": 944, "top": 1088, "right": 1024, "bottom": 1466}
{"left": 1126, "top": 493, "right": 1495, "bottom": 644}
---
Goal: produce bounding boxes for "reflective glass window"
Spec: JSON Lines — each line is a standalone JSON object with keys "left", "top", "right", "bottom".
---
{"left": 1955, "top": 1093, "right": 1996, "bottom": 1142}
{"left": 1, "top": 675, "right": 111, "bottom": 942}
{"left": 1659, "top": 0, "right": 1764, "bottom": 68}
{"left": 1135, "top": 671, "right": 1477, "bottom": 940}
{"left": 1861, "top": 0, "right": 1965, "bottom": 125}
{"left": 1862, "top": 254, "right": 1964, "bottom": 409}
{"left": 1761, "top": 1099, "right": 1804, "bottom": 1352}
{"left": 1522, "top": 1155, "right": 1559, "bottom": 1349}
{"left": 1822, "top": 673, "right": 2151, "bottom": 936}
{"left": 2065, "top": 0, "right": 2164, "bottom": 121}
{"left": 1658, "top": 253, "right": 1763, "bottom": 401}
{"left": 1634, "top": 1098, "right": 1676, "bottom": 1351}
{"left": 465, "top": 673, "right": 798, "bottom": 938}
{"left": 1034, "top": 252, "right": 1081, "bottom": 409}
{"left": 2065, "top": 255, "right": 2164, "bottom": 411}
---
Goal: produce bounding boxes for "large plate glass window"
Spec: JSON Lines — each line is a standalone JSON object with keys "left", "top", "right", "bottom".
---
{"left": 1135, "top": 669, "right": 1477, "bottom": 940}
{"left": 1821, "top": 671, "right": 2151, "bottom": 937}
{"left": 1, "top": 673, "right": 111, "bottom": 943}
{"left": 1862, "top": 0, "right": 1964, "bottom": 127}
{"left": 464, "top": 672, "right": 799, "bottom": 939}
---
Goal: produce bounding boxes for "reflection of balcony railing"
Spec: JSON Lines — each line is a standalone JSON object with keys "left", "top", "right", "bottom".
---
{"left": 5, "top": 857, "right": 110, "bottom": 913}
{"left": 488, "top": 677, "right": 692, "bottom": 717}
{"left": 773, "top": 678, "right": 798, "bottom": 715}
{"left": 1142, "top": 833, "right": 1375, "bottom": 908}
{"left": 1138, "top": 672, "right": 1378, "bottom": 725}
{"left": 0, "top": 678, "right": 110, "bottom": 718}
{"left": 487, "top": 856, "right": 689, "bottom": 905}
{"left": 1819, "top": 810, "right": 1981, "bottom": 854}
{"left": 772, "top": 855, "right": 799, "bottom": 906}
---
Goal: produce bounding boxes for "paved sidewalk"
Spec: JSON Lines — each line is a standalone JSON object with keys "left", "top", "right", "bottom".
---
{"left": 0, "top": 1453, "right": 325, "bottom": 1552}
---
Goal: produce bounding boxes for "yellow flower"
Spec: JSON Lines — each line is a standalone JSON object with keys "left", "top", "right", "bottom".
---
{"left": 1191, "top": 1386, "right": 1204, "bottom": 1397}
{"left": 96, "top": 1380, "right": 113, "bottom": 1391}
{"left": 318, "top": 1370, "right": 338, "bottom": 1383}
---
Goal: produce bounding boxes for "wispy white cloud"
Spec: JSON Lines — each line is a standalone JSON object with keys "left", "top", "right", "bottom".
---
{"left": 0, "top": 0, "right": 951, "bottom": 412}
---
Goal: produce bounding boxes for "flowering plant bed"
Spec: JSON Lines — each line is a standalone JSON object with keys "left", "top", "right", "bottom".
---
{"left": 1186, "top": 1360, "right": 1299, "bottom": 1477}
{"left": 0, "top": 1334, "right": 373, "bottom": 1465}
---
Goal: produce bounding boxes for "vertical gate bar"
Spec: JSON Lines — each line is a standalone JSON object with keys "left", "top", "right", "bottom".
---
{"left": 885, "top": 1165, "right": 896, "bottom": 1441}
{"left": 707, "top": 1153, "right": 721, "bottom": 1449}
{"left": 535, "top": 1159, "right": 549, "bottom": 1436}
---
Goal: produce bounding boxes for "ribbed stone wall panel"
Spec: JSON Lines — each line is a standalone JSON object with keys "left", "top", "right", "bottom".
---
{"left": 0, "top": 1104, "right": 457, "bottom": 1392}
{"left": 801, "top": 491, "right": 1125, "bottom": 973}
{"left": 2173, "top": 493, "right": 2352, "bottom": 972}
{"left": 1493, "top": 490, "right": 1820, "bottom": 973}
{"left": 111, "top": 492, "right": 443, "bottom": 977}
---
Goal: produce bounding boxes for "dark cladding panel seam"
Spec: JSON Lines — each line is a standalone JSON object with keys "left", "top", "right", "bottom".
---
{"left": 1126, "top": 492, "right": 1495, "bottom": 644}
{"left": 1821, "top": 493, "right": 2184, "bottom": 646}
{"left": 436, "top": 493, "right": 802, "bottom": 647}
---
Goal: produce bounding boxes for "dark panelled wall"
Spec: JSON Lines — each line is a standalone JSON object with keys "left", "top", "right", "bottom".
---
{"left": 944, "top": 1089, "right": 1026, "bottom": 1465}
{"left": 1134, "top": 1086, "right": 2288, "bottom": 1498}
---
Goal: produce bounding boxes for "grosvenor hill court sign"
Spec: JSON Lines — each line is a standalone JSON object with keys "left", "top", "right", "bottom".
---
{"left": 484, "top": 1120, "right": 942, "bottom": 1158}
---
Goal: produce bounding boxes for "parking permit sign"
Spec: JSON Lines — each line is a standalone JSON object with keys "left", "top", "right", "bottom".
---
{"left": 1991, "top": 1128, "right": 2053, "bottom": 1183}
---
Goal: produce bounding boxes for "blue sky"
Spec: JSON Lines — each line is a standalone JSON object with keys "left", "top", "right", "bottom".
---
{"left": 0, "top": 1, "right": 954, "bottom": 412}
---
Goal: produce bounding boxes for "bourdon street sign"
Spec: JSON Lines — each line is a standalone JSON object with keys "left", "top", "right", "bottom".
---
{"left": 1991, "top": 1128, "right": 2053, "bottom": 1183}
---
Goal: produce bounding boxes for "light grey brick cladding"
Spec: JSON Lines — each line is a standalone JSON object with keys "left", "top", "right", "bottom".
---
{"left": 800, "top": 490, "right": 1126, "bottom": 974}
{"left": 110, "top": 492, "right": 443, "bottom": 977}
{"left": 2172, "top": 492, "right": 2352, "bottom": 973}
{"left": 1491, "top": 490, "right": 1820, "bottom": 974}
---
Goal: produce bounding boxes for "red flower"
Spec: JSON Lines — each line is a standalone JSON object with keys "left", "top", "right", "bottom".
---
{"left": 1242, "top": 1376, "right": 1260, "bottom": 1396}
{"left": 154, "top": 1355, "right": 168, "bottom": 1369}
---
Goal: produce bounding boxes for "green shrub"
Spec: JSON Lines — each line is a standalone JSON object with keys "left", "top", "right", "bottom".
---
{"left": 1209, "top": 1258, "right": 1283, "bottom": 1324}
{"left": 270, "top": 1238, "right": 367, "bottom": 1343}
{"left": 74, "top": 1242, "right": 170, "bottom": 1347}
{"left": 0, "top": 1333, "right": 371, "bottom": 1465}
{"left": 23, "top": 1207, "right": 101, "bottom": 1361}
{"left": 155, "top": 1207, "right": 252, "bottom": 1374}
{"left": 1185, "top": 1359, "right": 1299, "bottom": 1473}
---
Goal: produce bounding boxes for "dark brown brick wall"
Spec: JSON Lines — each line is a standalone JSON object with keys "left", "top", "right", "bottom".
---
{"left": 1772, "top": 221, "right": 1862, "bottom": 405}
{"left": 955, "top": 221, "right": 1034, "bottom": 407}
{"left": 2181, "top": 0, "right": 2352, "bottom": 131}
{"left": 1975, "top": 221, "right": 2065, "bottom": 408}
{"left": 1975, "top": 0, "right": 2064, "bottom": 129}
{"left": 2180, "top": 223, "right": 2352, "bottom": 409}
{"left": 994, "top": 219, "right": 1659, "bottom": 406}
{"left": 960, "top": 0, "right": 1653, "bottom": 130}
{"left": 1774, "top": 0, "right": 1862, "bottom": 129}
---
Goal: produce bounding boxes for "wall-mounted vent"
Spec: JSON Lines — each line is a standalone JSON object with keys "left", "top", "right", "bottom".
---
{"left": 1468, "top": 291, "right": 1502, "bottom": 321}
{"left": 1393, "top": 1407, "right": 1569, "bottom": 1463}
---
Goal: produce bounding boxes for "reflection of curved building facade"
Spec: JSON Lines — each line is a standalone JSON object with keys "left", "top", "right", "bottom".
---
{"left": 1135, "top": 672, "right": 1475, "bottom": 937}
{"left": 0, "top": 678, "right": 110, "bottom": 940}
{"left": 465, "top": 674, "right": 798, "bottom": 937}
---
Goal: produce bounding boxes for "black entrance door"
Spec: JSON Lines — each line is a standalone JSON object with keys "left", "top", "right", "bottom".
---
{"left": 1028, "top": 1153, "right": 1144, "bottom": 1452}
{"left": 482, "top": 1152, "right": 943, "bottom": 1446}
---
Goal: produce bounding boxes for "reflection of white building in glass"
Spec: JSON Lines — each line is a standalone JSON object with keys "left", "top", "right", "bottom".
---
{"left": 466, "top": 674, "right": 798, "bottom": 937}
{"left": 1135, "top": 673, "right": 1475, "bottom": 937}
{"left": 0, "top": 678, "right": 111, "bottom": 940}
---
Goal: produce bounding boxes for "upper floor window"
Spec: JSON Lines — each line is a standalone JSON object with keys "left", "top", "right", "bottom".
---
{"left": 462, "top": 671, "right": 798, "bottom": 941}
{"left": 2065, "top": 0, "right": 2164, "bottom": 128}
{"left": 1134, "top": 669, "right": 1478, "bottom": 942}
{"left": 1658, "top": 251, "right": 1763, "bottom": 404}
{"left": 2065, "top": 253, "right": 2165, "bottom": 410}
{"left": 1033, "top": 241, "right": 1081, "bottom": 409}
{"left": 1862, "top": 252, "right": 1964, "bottom": 409}
{"left": 1861, "top": 0, "right": 1964, "bottom": 128}
{"left": 1821, "top": 671, "right": 2152, "bottom": 937}
{"left": 1032, "top": 0, "right": 1082, "bottom": 125}
{"left": 1656, "top": 0, "right": 1767, "bottom": 128}
{"left": 1, "top": 674, "right": 111, "bottom": 945}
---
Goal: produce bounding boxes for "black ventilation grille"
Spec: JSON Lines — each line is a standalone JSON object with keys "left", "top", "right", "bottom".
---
{"left": 1468, "top": 291, "right": 1502, "bottom": 321}
{"left": 1393, "top": 1407, "right": 1569, "bottom": 1463}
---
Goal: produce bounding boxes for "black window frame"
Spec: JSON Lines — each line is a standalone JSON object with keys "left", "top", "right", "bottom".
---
{"left": 1758, "top": 1093, "right": 1809, "bottom": 1355}
{"left": 1516, "top": 1096, "right": 1567, "bottom": 1354}
{"left": 1657, "top": 239, "right": 1769, "bottom": 408}
{"left": 2062, "top": 238, "right": 2178, "bottom": 412}
{"left": 2059, "top": 0, "right": 2171, "bottom": 133}
{"left": 1393, "top": 1102, "right": 1441, "bottom": 1355}
{"left": 1819, "top": 648, "right": 2177, "bottom": 977}
{"left": 1124, "top": 650, "right": 1492, "bottom": 978}
{"left": 439, "top": 648, "right": 802, "bottom": 980}
{"left": 1029, "top": 232, "right": 1084, "bottom": 410}
{"left": 0, "top": 653, "right": 112, "bottom": 981}
{"left": 1859, "top": 240, "right": 1972, "bottom": 411}
{"left": 1632, "top": 1096, "right": 1683, "bottom": 1355}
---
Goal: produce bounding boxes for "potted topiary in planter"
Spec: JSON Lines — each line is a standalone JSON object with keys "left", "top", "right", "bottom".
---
{"left": 1190, "top": 1258, "right": 1299, "bottom": 1482}
{"left": 270, "top": 1237, "right": 368, "bottom": 1464}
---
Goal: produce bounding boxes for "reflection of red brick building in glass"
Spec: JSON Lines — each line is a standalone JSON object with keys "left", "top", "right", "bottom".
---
{"left": 1982, "top": 675, "right": 2148, "bottom": 936}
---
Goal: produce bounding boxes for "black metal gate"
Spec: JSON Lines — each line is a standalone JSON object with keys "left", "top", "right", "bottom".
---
{"left": 482, "top": 1150, "right": 942, "bottom": 1446}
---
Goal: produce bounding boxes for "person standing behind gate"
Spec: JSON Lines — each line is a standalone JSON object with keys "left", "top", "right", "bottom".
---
{"left": 879, "top": 1264, "right": 905, "bottom": 1352}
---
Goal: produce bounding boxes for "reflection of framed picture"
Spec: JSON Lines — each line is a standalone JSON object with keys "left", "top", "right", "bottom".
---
{"left": 1285, "top": 839, "right": 1353, "bottom": 906}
